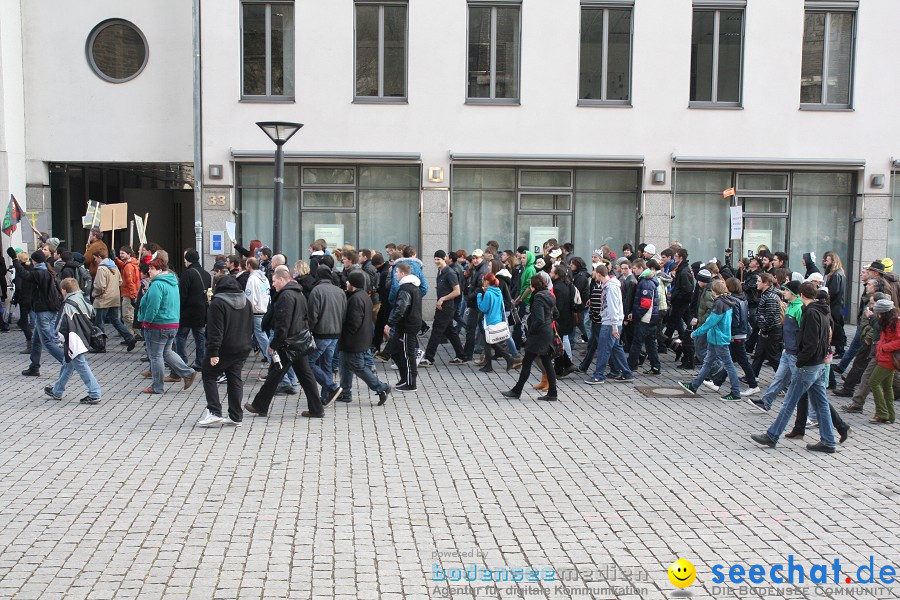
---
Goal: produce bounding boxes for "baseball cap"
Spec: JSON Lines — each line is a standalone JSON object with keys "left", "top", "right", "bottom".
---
{"left": 472, "top": 248, "right": 484, "bottom": 257}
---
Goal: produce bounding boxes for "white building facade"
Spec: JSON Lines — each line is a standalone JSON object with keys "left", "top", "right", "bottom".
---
{"left": 4, "top": 0, "right": 900, "bottom": 315}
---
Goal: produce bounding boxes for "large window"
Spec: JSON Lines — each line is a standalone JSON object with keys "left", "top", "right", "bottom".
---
{"left": 467, "top": 3, "right": 521, "bottom": 102}
{"left": 87, "top": 19, "right": 149, "bottom": 83}
{"left": 242, "top": 1, "right": 295, "bottom": 100}
{"left": 672, "top": 171, "right": 733, "bottom": 263}
{"left": 238, "top": 164, "right": 420, "bottom": 261}
{"left": 690, "top": 7, "right": 744, "bottom": 106}
{"left": 355, "top": 2, "right": 408, "bottom": 100}
{"left": 451, "top": 167, "right": 639, "bottom": 258}
{"left": 789, "top": 172, "right": 853, "bottom": 273}
{"left": 800, "top": 6, "right": 855, "bottom": 108}
{"left": 579, "top": 5, "right": 633, "bottom": 104}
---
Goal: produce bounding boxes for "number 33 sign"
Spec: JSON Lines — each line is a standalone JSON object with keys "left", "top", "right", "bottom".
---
{"left": 207, "top": 194, "right": 227, "bottom": 207}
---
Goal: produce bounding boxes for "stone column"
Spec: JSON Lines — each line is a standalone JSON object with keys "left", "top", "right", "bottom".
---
{"left": 849, "top": 193, "right": 891, "bottom": 322}
{"left": 420, "top": 187, "right": 449, "bottom": 320}
{"left": 200, "top": 186, "right": 233, "bottom": 268}
{"left": 641, "top": 190, "right": 671, "bottom": 250}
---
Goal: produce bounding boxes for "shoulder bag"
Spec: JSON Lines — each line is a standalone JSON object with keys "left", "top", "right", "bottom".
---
{"left": 484, "top": 317, "right": 511, "bottom": 345}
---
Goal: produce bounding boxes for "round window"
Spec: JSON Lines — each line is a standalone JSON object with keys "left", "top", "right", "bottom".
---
{"left": 86, "top": 19, "right": 148, "bottom": 83}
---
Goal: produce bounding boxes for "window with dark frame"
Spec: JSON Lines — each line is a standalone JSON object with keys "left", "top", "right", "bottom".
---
{"left": 355, "top": 2, "right": 408, "bottom": 100}
{"left": 467, "top": 3, "right": 521, "bottom": 102}
{"left": 241, "top": 1, "right": 295, "bottom": 100}
{"left": 800, "top": 7, "right": 855, "bottom": 108}
{"left": 689, "top": 7, "right": 744, "bottom": 106}
{"left": 578, "top": 5, "right": 633, "bottom": 104}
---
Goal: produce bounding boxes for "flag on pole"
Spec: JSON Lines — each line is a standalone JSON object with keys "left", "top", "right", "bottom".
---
{"left": 722, "top": 187, "right": 736, "bottom": 199}
{"left": 2, "top": 195, "right": 23, "bottom": 235}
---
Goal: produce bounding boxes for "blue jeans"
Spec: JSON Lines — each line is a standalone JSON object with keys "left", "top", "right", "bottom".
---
{"left": 694, "top": 334, "right": 708, "bottom": 364}
{"left": 837, "top": 327, "right": 861, "bottom": 372}
{"left": 31, "top": 310, "right": 64, "bottom": 368}
{"left": 691, "top": 343, "right": 740, "bottom": 395}
{"left": 176, "top": 325, "right": 206, "bottom": 367}
{"left": 145, "top": 328, "right": 194, "bottom": 393}
{"left": 339, "top": 350, "right": 389, "bottom": 396}
{"left": 253, "top": 315, "right": 270, "bottom": 357}
{"left": 95, "top": 306, "right": 134, "bottom": 342}
{"left": 309, "top": 338, "right": 339, "bottom": 400}
{"left": 760, "top": 351, "right": 796, "bottom": 410}
{"left": 765, "top": 363, "right": 836, "bottom": 446}
{"left": 591, "top": 324, "right": 633, "bottom": 380}
{"left": 53, "top": 353, "right": 101, "bottom": 399}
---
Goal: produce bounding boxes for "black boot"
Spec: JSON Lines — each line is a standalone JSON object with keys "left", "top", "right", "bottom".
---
{"left": 22, "top": 365, "right": 40, "bottom": 376}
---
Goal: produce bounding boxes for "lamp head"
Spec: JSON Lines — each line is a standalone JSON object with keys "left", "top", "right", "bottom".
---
{"left": 256, "top": 121, "right": 303, "bottom": 145}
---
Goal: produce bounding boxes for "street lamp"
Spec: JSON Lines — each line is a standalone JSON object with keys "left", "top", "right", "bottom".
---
{"left": 256, "top": 121, "right": 303, "bottom": 254}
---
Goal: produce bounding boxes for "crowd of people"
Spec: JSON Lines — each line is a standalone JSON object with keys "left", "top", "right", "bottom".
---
{"left": 2, "top": 228, "right": 897, "bottom": 453}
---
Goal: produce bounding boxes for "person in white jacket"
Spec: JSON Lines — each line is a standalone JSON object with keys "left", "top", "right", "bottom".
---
{"left": 583, "top": 265, "right": 636, "bottom": 384}
{"left": 244, "top": 257, "right": 270, "bottom": 358}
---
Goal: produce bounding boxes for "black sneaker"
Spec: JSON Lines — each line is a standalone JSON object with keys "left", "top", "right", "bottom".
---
{"left": 537, "top": 394, "right": 558, "bottom": 401}
{"left": 501, "top": 389, "right": 520, "bottom": 399}
{"left": 336, "top": 394, "right": 353, "bottom": 403}
{"left": 806, "top": 441, "right": 836, "bottom": 454}
{"left": 611, "top": 374, "right": 636, "bottom": 383}
{"left": 643, "top": 368, "right": 662, "bottom": 375}
{"left": 750, "top": 433, "right": 776, "bottom": 448}
{"left": 678, "top": 381, "right": 698, "bottom": 395}
{"left": 79, "top": 396, "right": 100, "bottom": 405}
{"left": 377, "top": 388, "right": 391, "bottom": 406}
{"left": 746, "top": 398, "right": 769, "bottom": 412}
{"left": 21, "top": 366, "right": 40, "bottom": 376}
{"left": 126, "top": 338, "right": 138, "bottom": 352}
{"left": 395, "top": 384, "right": 417, "bottom": 392}
{"left": 44, "top": 386, "right": 62, "bottom": 401}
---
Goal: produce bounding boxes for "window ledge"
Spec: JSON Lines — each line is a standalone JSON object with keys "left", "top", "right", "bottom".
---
{"left": 799, "top": 104, "right": 854, "bottom": 112}
{"left": 465, "top": 99, "right": 521, "bottom": 106}
{"left": 240, "top": 96, "right": 296, "bottom": 104}
{"left": 353, "top": 97, "right": 409, "bottom": 105}
{"left": 688, "top": 102, "right": 743, "bottom": 110}
{"left": 577, "top": 100, "right": 632, "bottom": 108}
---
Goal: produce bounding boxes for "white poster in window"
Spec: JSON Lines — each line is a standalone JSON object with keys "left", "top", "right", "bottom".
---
{"left": 225, "top": 221, "right": 236, "bottom": 243}
{"left": 744, "top": 229, "right": 773, "bottom": 255}
{"left": 314, "top": 224, "right": 345, "bottom": 250}
{"left": 729, "top": 206, "right": 743, "bottom": 240}
{"left": 529, "top": 226, "right": 559, "bottom": 255}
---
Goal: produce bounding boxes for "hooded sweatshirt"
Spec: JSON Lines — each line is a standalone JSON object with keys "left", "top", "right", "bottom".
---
{"left": 803, "top": 252, "right": 820, "bottom": 278}
{"left": 206, "top": 276, "right": 253, "bottom": 358}
{"left": 692, "top": 293, "right": 736, "bottom": 346}
{"left": 600, "top": 277, "right": 624, "bottom": 327}
{"left": 796, "top": 299, "right": 830, "bottom": 367}
{"left": 519, "top": 251, "right": 537, "bottom": 304}
{"left": 782, "top": 296, "right": 804, "bottom": 354}
{"left": 92, "top": 258, "right": 123, "bottom": 309}
{"left": 477, "top": 285, "right": 505, "bottom": 327}
{"left": 137, "top": 272, "right": 181, "bottom": 328}
{"left": 388, "top": 257, "right": 429, "bottom": 303}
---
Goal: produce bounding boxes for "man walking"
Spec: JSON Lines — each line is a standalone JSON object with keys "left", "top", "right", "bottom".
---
{"left": 751, "top": 282, "right": 837, "bottom": 453}
{"left": 44, "top": 277, "right": 102, "bottom": 404}
{"left": 91, "top": 247, "right": 137, "bottom": 351}
{"left": 338, "top": 271, "right": 391, "bottom": 405}
{"left": 14, "top": 250, "right": 64, "bottom": 376}
{"left": 244, "top": 257, "right": 271, "bottom": 359}
{"left": 386, "top": 262, "right": 423, "bottom": 392}
{"left": 177, "top": 249, "right": 212, "bottom": 370}
{"left": 198, "top": 275, "right": 253, "bottom": 427}
{"left": 307, "top": 266, "right": 347, "bottom": 406}
{"left": 421, "top": 250, "right": 465, "bottom": 366}
{"left": 584, "top": 265, "right": 635, "bottom": 384}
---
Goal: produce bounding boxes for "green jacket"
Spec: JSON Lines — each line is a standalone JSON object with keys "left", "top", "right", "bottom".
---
{"left": 137, "top": 272, "right": 181, "bottom": 325}
{"left": 697, "top": 285, "right": 715, "bottom": 325}
{"left": 519, "top": 250, "right": 536, "bottom": 304}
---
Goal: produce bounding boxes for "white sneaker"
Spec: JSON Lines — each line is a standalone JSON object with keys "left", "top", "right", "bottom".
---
{"left": 198, "top": 409, "right": 224, "bottom": 427}
{"left": 391, "top": 363, "right": 398, "bottom": 370}
{"left": 702, "top": 380, "right": 720, "bottom": 392}
{"left": 222, "top": 417, "right": 241, "bottom": 426}
{"left": 806, "top": 418, "right": 818, "bottom": 427}
{"left": 741, "top": 386, "right": 761, "bottom": 396}
{"left": 415, "top": 349, "right": 425, "bottom": 366}
{"left": 216, "top": 374, "right": 227, "bottom": 384}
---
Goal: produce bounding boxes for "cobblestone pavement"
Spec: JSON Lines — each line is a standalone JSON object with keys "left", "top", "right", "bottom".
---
{"left": 1, "top": 328, "right": 899, "bottom": 600}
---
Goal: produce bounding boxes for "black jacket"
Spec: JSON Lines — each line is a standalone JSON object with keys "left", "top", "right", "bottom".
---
{"left": 179, "top": 263, "right": 212, "bottom": 328}
{"left": 29, "top": 264, "right": 61, "bottom": 313}
{"left": 235, "top": 270, "right": 250, "bottom": 291}
{"left": 825, "top": 269, "right": 844, "bottom": 310}
{"left": 339, "top": 289, "right": 374, "bottom": 353}
{"left": 620, "top": 274, "right": 637, "bottom": 319}
{"left": 271, "top": 280, "right": 310, "bottom": 351}
{"left": 743, "top": 269, "right": 761, "bottom": 307}
{"left": 551, "top": 278, "right": 575, "bottom": 336}
{"left": 12, "top": 260, "right": 34, "bottom": 306}
{"left": 205, "top": 276, "right": 253, "bottom": 358}
{"left": 671, "top": 262, "right": 694, "bottom": 306}
{"left": 58, "top": 261, "right": 79, "bottom": 283}
{"left": 295, "top": 273, "right": 316, "bottom": 298}
{"left": 796, "top": 300, "right": 831, "bottom": 367}
{"left": 375, "top": 263, "right": 392, "bottom": 307}
{"left": 388, "top": 279, "right": 423, "bottom": 334}
{"left": 524, "top": 289, "right": 559, "bottom": 354}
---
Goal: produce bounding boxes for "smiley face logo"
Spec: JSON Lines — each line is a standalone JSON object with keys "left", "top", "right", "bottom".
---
{"left": 668, "top": 559, "right": 696, "bottom": 588}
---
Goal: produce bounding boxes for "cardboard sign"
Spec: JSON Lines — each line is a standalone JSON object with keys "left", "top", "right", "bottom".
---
{"left": 730, "top": 206, "right": 743, "bottom": 240}
{"left": 134, "top": 214, "right": 147, "bottom": 245}
{"left": 100, "top": 203, "right": 128, "bottom": 232}
{"left": 82, "top": 200, "right": 103, "bottom": 229}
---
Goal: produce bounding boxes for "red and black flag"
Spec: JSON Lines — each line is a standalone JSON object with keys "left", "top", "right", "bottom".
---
{"left": 1, "top": 195, "right": 23, "bottom": 236}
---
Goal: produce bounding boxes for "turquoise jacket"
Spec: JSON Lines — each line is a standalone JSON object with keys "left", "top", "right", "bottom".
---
{"left": 137, "top": 272, "right": 181, "bottom": 325}
{"left": 691, "top": 294, "right": 736, "bottom": 346}
{"left": 476, "top": 286, "right": 505, "bottom": 326}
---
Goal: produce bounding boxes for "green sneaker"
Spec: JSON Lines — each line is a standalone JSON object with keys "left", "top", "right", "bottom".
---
{"left": 720, "top": 393, "right": 742, "bottom": 402}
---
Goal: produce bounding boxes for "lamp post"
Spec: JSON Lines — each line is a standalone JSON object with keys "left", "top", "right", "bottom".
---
{"left": 255, "top": 121, "right": 303, "bottom": 254}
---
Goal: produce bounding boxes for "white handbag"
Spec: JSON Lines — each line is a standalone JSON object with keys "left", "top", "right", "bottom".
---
{"left": 484, "top": 318, "right": 511, "bottom": 344}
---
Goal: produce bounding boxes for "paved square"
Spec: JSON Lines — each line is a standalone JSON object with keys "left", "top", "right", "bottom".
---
{"left": 1, "top": 331, "right": 898, "bottom": 599}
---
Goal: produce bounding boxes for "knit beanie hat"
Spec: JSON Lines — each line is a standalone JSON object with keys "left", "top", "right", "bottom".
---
{"left": 874, "top": 298, "right": 895, "bottom": 314}
{"left": 783, "top": 280, "right": 801, "bottom": 296}
{"left": 348, "top": 271, "right": 367, "bottom": 290}
{"left": 644, "top": 244, "right": 656, "bottom": 255}
{"left": 31, "top": 251, "right": 46, "bottom": 264}
{"left": 696, "top": 269, "right": 712, "bottom": 283}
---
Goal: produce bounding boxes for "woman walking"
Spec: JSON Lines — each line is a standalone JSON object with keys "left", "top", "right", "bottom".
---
{"left": 476, "top": 273, "right": 514, "bottom": 373}
{"left": 869, "top": 298, "right": 900, "bottom": 424}
{"left": 137, "top": 257, "right": 197, "bottom": 394}
{"left": 502, "top": 275, "right": 559, "bottom": 401}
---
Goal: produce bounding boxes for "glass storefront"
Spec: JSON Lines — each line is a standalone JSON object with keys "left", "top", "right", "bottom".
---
{"left": 451, "top": 167, "right": 640, "bottom": 258}
{"left": 237, "top": 164, "right": 420, "bottom": 260}
{"left": 673, "top": 169, "right": 854, "bottom": 274}
{"left": 887, "top": 173, "right": 900, "bottom": 262}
